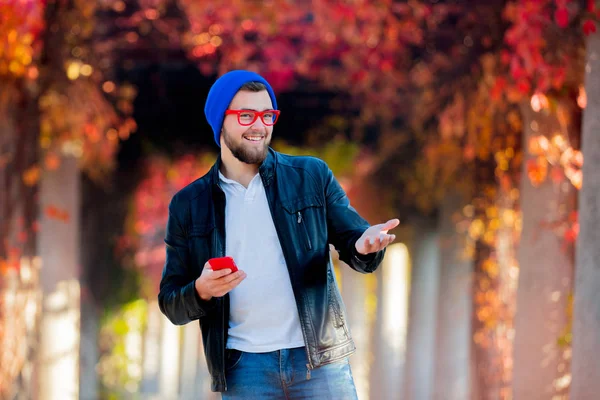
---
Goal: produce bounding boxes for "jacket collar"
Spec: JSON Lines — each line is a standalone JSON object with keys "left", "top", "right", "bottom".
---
{"left": 209, "top": 147, "right": 277, "bottom": 190}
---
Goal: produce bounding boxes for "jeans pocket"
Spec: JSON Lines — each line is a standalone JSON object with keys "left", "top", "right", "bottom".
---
{"left": 225, "top": 349, "right": 244, "bottom": 371}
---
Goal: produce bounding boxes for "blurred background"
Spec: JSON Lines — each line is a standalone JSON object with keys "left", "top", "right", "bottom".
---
{"left": 1, "top": 0, "right": 600, "bottom": 399}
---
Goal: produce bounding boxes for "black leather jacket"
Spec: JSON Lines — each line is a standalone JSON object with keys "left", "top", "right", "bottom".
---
{"left": 158, "top": 148, "right": 385, "bottom": 392}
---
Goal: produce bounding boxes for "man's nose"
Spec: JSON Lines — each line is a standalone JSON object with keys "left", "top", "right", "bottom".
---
{"left": 250, "top": 117, "right": 267, "bottom": 129}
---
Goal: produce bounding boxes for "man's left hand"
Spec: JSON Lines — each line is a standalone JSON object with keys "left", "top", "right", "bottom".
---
{"left": 355, "top": 218, "right": 400, "bottom": 255}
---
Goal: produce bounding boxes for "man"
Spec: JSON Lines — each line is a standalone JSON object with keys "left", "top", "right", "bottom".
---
{"left": 158, "top": 70, "right": 399, "bottom": 399}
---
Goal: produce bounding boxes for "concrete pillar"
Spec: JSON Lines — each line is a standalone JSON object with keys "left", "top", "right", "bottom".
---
{"left": 433, "top": 194, "right": 473, "bottom": 400}
{"left": 571, "top": 31, "right": 600, "bottom": 400}
{"left": 36, "top": 155, "right": 81, "bottom": 400}
{"left": 403, "top": 220, "right": 440, "bottom": 400}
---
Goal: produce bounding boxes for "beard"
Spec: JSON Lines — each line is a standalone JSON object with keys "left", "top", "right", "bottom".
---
{"left": 222, "top": 127, "right": 271, "bottom": 165}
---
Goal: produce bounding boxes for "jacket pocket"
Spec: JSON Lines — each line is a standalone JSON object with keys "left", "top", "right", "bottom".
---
{"left": 282, "top": 195, "right": 324, "bottom": 252}
{"left": 327, "top": 267, "right": 344, "bottom": 329}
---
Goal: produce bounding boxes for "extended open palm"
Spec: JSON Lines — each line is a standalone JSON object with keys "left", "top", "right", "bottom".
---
{"left": 354, "top": 218, "right": 400, "bottom": 255}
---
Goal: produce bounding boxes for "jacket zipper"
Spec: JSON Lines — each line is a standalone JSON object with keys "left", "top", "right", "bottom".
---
{"left": 261, "top": 176, "right": 315, "bottom": 373}
{"left": 296, "top": 211, "right": 314, "bottom": 377}
{"left": 217, "top": 187, "right": 228, "bottom": 391}
{"left": 221, "top": 243, "right": 227, "bottom": 391}
{"left": 297, "top": 211, "right": 312, "bottom": 250}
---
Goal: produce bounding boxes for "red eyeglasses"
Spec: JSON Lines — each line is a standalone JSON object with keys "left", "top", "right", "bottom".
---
{"left": 224, "top": 109, "right": 281, "bottom": 126}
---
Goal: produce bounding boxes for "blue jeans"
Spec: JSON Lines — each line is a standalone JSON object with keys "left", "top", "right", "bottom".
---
{"left": 221, "top": 347, "right": 359, "bottom": 400}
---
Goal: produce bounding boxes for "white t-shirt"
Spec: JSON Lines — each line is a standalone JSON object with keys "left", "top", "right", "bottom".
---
{"left": 219, "top": 171, "right": 305, "bottom": 352}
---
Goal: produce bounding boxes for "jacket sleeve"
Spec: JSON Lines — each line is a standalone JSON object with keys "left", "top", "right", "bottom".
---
{"left": 158, "top": 196, "right": 215, "bottom": 325}
{"left": 322, "top": 163, "right": 385, "bottom": 273}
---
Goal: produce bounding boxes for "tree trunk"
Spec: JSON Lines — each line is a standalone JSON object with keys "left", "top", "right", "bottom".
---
{"left": 512, "top": 101, "right": 577, "bottom": 399}
{"left": 571, "top": 31, "right": 600, "bottom": 399}
{"left": 403, "top": 217, "right": 440, "bottom": 400}
{"left": 433, "top": 193, "right": 474, "bottom": 400}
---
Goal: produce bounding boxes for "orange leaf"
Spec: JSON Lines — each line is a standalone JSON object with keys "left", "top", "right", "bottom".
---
{"left": 22, "top": 165, "right": 40, "bottom": 186}
{"left": 45, "top": 205, "right": 70, "bottom": 223}
{"left": 44, "top": 153, "right": 61, "bottom": 170}
{"left": 0, "top": 258, "right": 8, "bottom": 274}
{"left": 528, "top": 135, "right": 549, "bottom": 156}
{"left": 526, "top": 157, "right": 547, "bottom": 187}
{"left": 569, "top": 170, "right": 583, "bottom": 190}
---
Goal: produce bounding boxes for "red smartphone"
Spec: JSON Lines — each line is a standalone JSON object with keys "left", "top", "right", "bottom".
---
{"left": 208, "top": 256, "right": 238, "bottom": 273}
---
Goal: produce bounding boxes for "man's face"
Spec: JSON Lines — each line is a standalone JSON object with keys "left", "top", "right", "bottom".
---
{"left": 221, "top": 90, "right": 274, "bottom": 165}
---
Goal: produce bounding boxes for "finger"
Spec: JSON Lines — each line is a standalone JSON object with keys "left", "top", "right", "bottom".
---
{"left": 369, "top": 233, "right": 383, "bottom": 248}
{"left": 386, "top": 234, "right": 397, "bottom": 246}
{"left": 225, "top": 272, "right": 246, "bottom": 291}
{"left": 211, "top": 268, "right": 232, "bottom": 279}
{"left": 367, "top": 236, "right": 381, "bottom": 253}
{"left": 222, "top": 270, "right": 245, "bottom": 284}
{"left": 380, "top": 218, "right": 400, "bottom": 233}
{"left": 370, "top": 234, "right": 384, "bottom": 246}
{"left": 371, "top": 234, "right": 395, "bottom": 252}
{"left": 381, "top": 235, "right": 395, "bottom": 248}
{"left": 214, "top": 272, "right": 246, "bottom": 296}
{"left": 365, "top": 236, "right": 375, "bottom": 249}
{"left": 374, "top": 234, "right": 386, "bottom": 251}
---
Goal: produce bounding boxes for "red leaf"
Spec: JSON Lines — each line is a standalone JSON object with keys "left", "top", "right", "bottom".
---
{"left": 491, "top": 77, "right": 507, "bottom": 100}
{"left": 583, "top": 20, "right": 597, "bottom": 36}
{"left": 564, "top": 228, "right": 577, "bottom": 243}
{"left": 45, "top": 205, "right": 70, "bottom": 223}
{"left": 554, "top": 8, "right": 569, "bottom": 28}
{"left": 518, "top": 80, "right": 531, "bottom": 94}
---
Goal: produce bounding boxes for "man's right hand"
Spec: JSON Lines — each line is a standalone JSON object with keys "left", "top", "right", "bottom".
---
{"left": 195, "top": 261, "right": 247, "bottom": 301}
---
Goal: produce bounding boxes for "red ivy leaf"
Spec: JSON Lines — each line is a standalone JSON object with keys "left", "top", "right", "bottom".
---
{"left": 45, "top": 205, "right": 70, "bottom": 223}
{"left": 583, "top": 19, "right": 597, "bottom": 36}
{"left": 518, "top": 80, "right": 531, "bottom": 94}
{"left": 491, "top": 77, "right": 507, "bottom": 100}
{"left": 554, "top": 8, "right": 569, "bottom": 28}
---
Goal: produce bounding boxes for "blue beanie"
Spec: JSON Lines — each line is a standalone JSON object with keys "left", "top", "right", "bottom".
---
{"left": 204, "top": 70, "right": 278, "bottom": 147}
